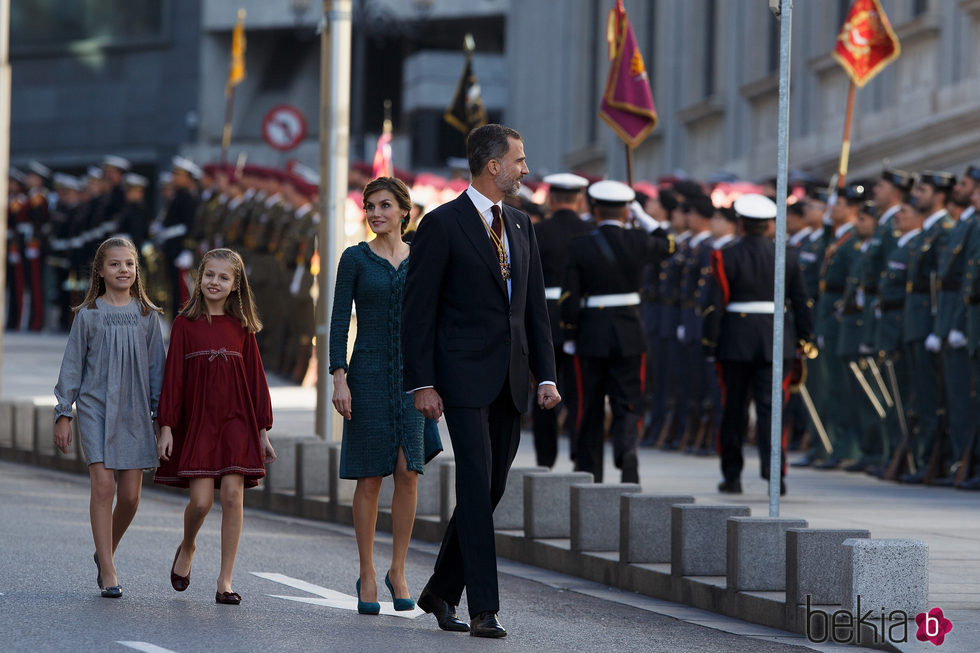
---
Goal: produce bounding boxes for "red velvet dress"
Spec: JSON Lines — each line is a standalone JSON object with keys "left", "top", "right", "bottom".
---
{"left": 154, "top": 315, "right": 273, "bottom": 489}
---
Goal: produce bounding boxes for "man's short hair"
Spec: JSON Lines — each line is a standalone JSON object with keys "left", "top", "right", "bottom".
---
{"left": 467, "top": 124, "right": 522, "bottom": 177}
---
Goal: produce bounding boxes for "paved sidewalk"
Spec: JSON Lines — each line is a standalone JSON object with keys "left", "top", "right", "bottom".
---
{"left": 4, "top": 330, "right": 978, "bottom": 652}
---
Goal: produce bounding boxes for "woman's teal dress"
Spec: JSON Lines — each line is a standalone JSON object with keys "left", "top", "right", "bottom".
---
{"left": 329, "top": 242, "right": 425, "bottom": 478}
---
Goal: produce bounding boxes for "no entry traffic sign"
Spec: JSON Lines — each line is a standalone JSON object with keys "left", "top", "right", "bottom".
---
{"left": 262, "top": 105, "right": 307, "bottom": 151}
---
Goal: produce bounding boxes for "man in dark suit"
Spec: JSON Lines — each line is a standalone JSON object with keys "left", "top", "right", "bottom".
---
{"left": 531, "top": 172, "right": 592, "bottom": 468}
{"left": 402, "top": 124, "right": 560, "bottom": 638}
{"left": 560, "top": 180, "right": 673, "bottom": 483}
{"left": 703, "top": 194, "right": 813, "bottom": 495}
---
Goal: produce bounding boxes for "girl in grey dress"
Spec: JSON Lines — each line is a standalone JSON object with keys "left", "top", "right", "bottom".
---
{"left": 54, "top": 238, "right": 166, "bottom": 599}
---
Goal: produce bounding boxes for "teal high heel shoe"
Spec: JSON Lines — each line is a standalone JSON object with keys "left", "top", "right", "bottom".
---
{"left": 356, "top": 579, "right": 380, "bottom": 615}
{"left": 385, "top": 571, "right": 416, "bottom": 611}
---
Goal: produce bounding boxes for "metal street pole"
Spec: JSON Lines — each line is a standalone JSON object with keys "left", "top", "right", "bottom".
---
{"left": 315, "top": 0, "right": 352, "bottom": 440}
{"left": 0, "top": 0, "right": 11, "bottom": 397}
{"left": 769, "top": 0, "right": 792, "bottom": 517}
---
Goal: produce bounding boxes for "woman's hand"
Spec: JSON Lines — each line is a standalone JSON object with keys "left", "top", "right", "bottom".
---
{"left": 157, "top": 425, "right": 173, "bottom": 461}
{"left": 260, "top": 429, "right": 277, "bottom": 464}
{"left": 54, "top": 416, "right": 72, "bottom": 454}
{"left": 331, "top": 370, "right": 352, "bottom": 420}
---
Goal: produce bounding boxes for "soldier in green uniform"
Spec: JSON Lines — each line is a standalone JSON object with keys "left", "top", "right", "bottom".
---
{"left": 932, "top": 165, "right": 980, "bottom": 483}
{"left": 901, "top": 171, "right": 956, "bottom": 483}
{"left": 791, "top": 188, "right": 834, "bottom": 467}
{"left": 836, "top": 200, "right": 881, "bottom": 472}
{"left": 960, "top": 176, "right": 980, "bottom": 489}
{"left": 278, "top": 170, "right": 319, "bottom": 383}
{"left": 874, "top": 202, "right": 924, "bottom": 477}
{"left": 814, "top": 183, "right": 865, "bottom": 469}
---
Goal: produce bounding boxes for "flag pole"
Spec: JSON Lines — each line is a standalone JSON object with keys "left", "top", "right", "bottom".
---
{"left": 625, "top": 145, "right": 634, "bottom": 187}
{"left": 221, "top": 88, "right": 236, "bottom": 165}
{"left": 221, "top": 8, "right": 246, "bottom": 165}
{"left": 836, "top": 81, "right": 856, "bottom": 189}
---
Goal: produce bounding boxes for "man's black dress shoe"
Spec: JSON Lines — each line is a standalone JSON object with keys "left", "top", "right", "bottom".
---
{"left": 417, "top": 587, "right": 469, "bottom": 632}
{"left": 470, "top": 611, "right": 507, "bottom": 638}
{"left": 717, "top": 479, "right": 742, "bottom": 494}
{"left": 814, "top": 457, "right": 840, "bottom": 470}
{"left": 790, "top": 455, "right": 815, "bottom": 468}
{"left": 843, "top": 460, "right": 868, "bottom": 472}
{"left": 956, "top": 475, "right": 980, "bottom": 490}
{"left": 899, "top": 470, "right": 925, "bottom": 484}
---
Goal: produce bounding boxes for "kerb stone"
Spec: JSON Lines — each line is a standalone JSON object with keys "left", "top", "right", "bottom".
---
{"left": 786, "top": 528, "right": 869, "bottom": 605}
{"left": 671, "top": 504, "right": 750, "bottom": 576}
{"left": 841, "top": 538, "right": 928, "bottom": 615}
{"left": 620, "top": 494, "right": 694, "bottom": 563}
{"left": 493, "top": 466, "right": 546, "bottom": 530}
{"left": 570, "top": 483, "right": 640, "bottom": 552}
{"left": 523, "top": 472, "right": 593, "bottom": 539}
{"left": 726, "top": 516, "right": 807, "bottom": 591}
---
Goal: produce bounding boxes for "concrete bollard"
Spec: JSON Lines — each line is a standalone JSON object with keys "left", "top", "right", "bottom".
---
{"left": 297, "top": 441, "right": 332, "bottom": 497}
{"left": 523, "top": 471, "right": 593, "bottom": 539}
{"left": 14, "top": 401, "right": 35, "bottom": 452}
{"left": 570, "top": 483, "right": 641, "bottom": 552}
{"left": 0, "top": 400, "right": 14, "bottom": 447}
{"left": 328, "top": 443, "right": 356, "bottom": 505}
{"left": 620, "top": 494, "right": 695, "bottom": 563}
{"left": 34, "top": 404, "right": 56, "bottom": 456}
{"left": 265, "top": 438, "right": 304, "bottom": 492}
{"left": 786, "top": 528, "right": 870, "bottom": 606}
{"left": 841, "top": 538, "right": 928, "bottom": 615}
{"left": 440, "top": 461, "right": 456, "bottom": 523}
{"left": 379, "top": 475, "right": 395, "bottom": 509}
{"left": 494, "top": 466, "right": 547, "bottom": 530}
{"left": 726, "top": 516, "right": 807, "bottom": 592}
{"left": 416, "top": 463, "right": 442, "bottom": 516}
{"left": 671, "top": 504, "right": 751, "bottom": 576}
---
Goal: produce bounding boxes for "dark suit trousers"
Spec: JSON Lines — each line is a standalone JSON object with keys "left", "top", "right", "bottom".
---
{"left": 719, "top": 360, "right": 787, "bottom": 483}
{"left": 429, "top": 379, "right": 520, "bottom": 617}
{"left": 532, "top": 347, "right": 574, "bottom": 467}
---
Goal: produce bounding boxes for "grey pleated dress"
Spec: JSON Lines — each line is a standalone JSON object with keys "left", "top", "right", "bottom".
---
{"left": 54, "top": 298, "right": 166, "bottom": 470}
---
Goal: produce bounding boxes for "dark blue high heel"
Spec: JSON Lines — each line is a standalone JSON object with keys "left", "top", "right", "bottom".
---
{"left": 356, "top": 579, "right": 380, "bottom": 615}
{"left": 385, "top": 571, "right": 415, "bottom": 611}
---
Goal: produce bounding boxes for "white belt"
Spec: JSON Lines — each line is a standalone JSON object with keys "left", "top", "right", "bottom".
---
{"left": 726, "top": 301, "right": 775, "bottom": 314}
{"left": 160, "top": 223, "right": 188, "bottom": 241}
{"left": 544, "top": 287, "right": 562, "bottom": 301}
{"left": 584, "top": 292, "right": 641, "bottom": 308}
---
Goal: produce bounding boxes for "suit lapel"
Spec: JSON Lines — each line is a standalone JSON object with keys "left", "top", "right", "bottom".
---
{"left": 456, "top": 194, "right": 508, "bottom": 298}
{"left": 502, "top": 205, "right": 526, "bottom": 292}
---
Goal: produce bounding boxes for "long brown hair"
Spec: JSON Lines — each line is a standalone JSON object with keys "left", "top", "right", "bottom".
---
{"left": 179, "top": 248, "right": 263, "bottom": 333}
{"left": 74, "top": 237, "right": 162, "bottom": 316}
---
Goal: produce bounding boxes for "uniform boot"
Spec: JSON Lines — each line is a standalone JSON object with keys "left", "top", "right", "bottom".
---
{"left": 620, "top": 451, "right": 639, "bottom": 484}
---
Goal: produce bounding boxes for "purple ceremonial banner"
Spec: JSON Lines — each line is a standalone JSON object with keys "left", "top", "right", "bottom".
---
{"left": 600, "top": 0, "right": 657, "bottom": 149}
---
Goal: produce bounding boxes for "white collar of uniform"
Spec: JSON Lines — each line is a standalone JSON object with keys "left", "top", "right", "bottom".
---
{"left": 879, "top": 204, "right": 900, "bottom": 226}
{"left": 712, "top": 233, "right": 735, "bottom": 249}
{"left": 243, "top": 187, "right": 256, "bottom": 200}
{"left": 465, "top": 185, "right": 501, "bottom": 224}
{"left": 597, "top": 219, "right": 624, "bottom": 228}
{"left": 835, "top": 222, "right": 855, "bottom": 239}
{"left": 675, "top": 230, "right": 692, "bottom": 243}
{"left": 689, "top": 230, "right": 711, "bottom": 248}
{"left": 264, "top": 192, "right": 282, "bottom": 208}
{"left": 295, "top": 203, "right": 313, "bottom": 219}
{"left": 923, "top": 209, "right": 946, "bottom": 231}
{"left": 227, "top": 195, "right": 244, "bottom": 209}
{"left": 789, "top": 226, "right": 812, "bottom": 246}
{"left": 897, "top": 228, "right": 921, "bottom": 248}
{"left": 807, "top": 227, "right": 823, "bottom": 242}
{"left": 960, "top": 206, "right": 976, "bottom": 222}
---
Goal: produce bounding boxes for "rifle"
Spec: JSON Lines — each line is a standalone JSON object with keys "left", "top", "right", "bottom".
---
{"left": 884, "top": 357, "right": 916, "bottom": 480}
{"left": 798, "top": 383, "right": 833, "bottom": 456}
{"left": 848, "top": 360, "right": 886, "bottom": 419}
{"left": 864, "top": 356, "right": 893, "bottom": 408}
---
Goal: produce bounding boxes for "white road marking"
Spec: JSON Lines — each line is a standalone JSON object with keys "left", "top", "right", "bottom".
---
{"left": 117, "top": 642, "right": 179, "bottom": 653}
{"left": 251, "top": 572, "right": 424, "bottom": 619}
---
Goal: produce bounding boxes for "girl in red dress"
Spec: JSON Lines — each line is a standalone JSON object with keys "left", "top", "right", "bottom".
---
{"left": 155, "top": 248, "right": 277, "bottom": 605}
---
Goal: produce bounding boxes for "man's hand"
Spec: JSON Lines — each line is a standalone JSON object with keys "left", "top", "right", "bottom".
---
{"left": 414, "top": 388, "right": 444, "bottom": 421}
{"left": 537, "top": 384, "right": 561, "bottom": 410}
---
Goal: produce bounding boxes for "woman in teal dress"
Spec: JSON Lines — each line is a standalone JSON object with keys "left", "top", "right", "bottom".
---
{"left": 329, "top": 176, "right": 426, "bottom": 614}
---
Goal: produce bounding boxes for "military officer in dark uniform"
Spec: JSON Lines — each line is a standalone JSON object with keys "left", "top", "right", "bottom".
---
{"left": 160, "top": 156, "right": 201, "bottom": 317}
{"left": 560, "top": 180, "right": 672, "bottom": 483}
{"left": 902, "top": 171, "right": 956, "bottom": 482}
{"left": 531, "top": 172, "right": 591, "bottom": 468}
{"left": 960, "top": 178, "right": 980, "bottom": 489}
{"left": 114, "top": 173, "right": 150, "bottom": 250}
{"left": 703, "top": 194, "right": 813, "bottom": 495}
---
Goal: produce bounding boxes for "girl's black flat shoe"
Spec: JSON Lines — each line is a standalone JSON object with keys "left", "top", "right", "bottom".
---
{"left": 215, "top": 591, "right": 242, "bottom": 605}
{"left": 101, "top": 585, "right": 122, "bottom": 598}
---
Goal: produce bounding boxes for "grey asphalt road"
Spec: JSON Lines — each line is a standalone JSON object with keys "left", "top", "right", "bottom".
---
{"left": 0, "top": 461, "right": 819, "bottom": 653}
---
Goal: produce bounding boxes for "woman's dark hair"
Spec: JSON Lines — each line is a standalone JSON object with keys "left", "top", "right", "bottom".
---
{"left": 466, "top": 124, "right": 522, "bottom": 177}
{"left": 363, "top": 176, "right": 413, "bottom": 234}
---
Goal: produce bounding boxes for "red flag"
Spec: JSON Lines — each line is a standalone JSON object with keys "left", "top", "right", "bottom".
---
{"left": 832, "top": 0, "right": 900, "bottom": 88}
{"left": 372, "top": 123, "right": 393, "bottom": 180}
{"left": 599, "top": 0, "right": 657, "bottom": 149}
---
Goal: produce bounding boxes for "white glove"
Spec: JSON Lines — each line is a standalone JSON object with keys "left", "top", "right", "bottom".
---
{"left": 562, "top": 340, "right": 577, "bottom": 355}
{"left": 948, "top": 330, "right": 968, "bottom": 349}
{"left": 628, "top": 200, "right": 659, "bottom": 233}
{"left": 924, "top": 333, "right": 942, "bottom": 353}
{"left": 858, "top": 344, "right": 873, "bottom": 355}
{"left": 676, "top": 325, "right": 686, "bottom": 341}
{"left": 174, "top": 249, "right": 194, "bottom": 270}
